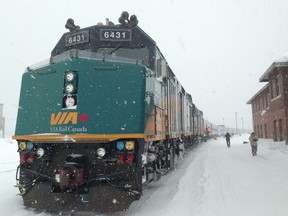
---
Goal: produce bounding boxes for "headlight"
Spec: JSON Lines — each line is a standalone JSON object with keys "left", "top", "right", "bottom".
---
{"left": 65, "top": 97, "right": 76, "bottom": 107}
{"left": 19, "top": 142, "right": 27, "bottom": 151}
{"left": 66, "top": 72, "right": 75, "bottom": 81}
{"left": 65, "top": 84, "right": 75, "bottom": 93}
{"left": 36, "top": 147, "right": 45, "bottom": 158}
{"left": 97, "top": 148, "right": 106, "bottom": 158}
{"left": 125, "top": 141, "right": 135, "bottom": 150}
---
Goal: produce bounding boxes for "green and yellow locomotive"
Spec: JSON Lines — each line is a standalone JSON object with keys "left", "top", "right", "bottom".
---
{"left": 13, "top": 12, "right": 204, "bottom": 212}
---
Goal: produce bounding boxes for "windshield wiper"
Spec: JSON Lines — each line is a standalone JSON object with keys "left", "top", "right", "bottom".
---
{"left": 107, "top": 44, "right": 122, "bottom": 56}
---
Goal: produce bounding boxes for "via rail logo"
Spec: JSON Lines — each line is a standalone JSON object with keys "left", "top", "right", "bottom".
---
{"left": 50, "top": 112, "right": 88, "bottom": 133}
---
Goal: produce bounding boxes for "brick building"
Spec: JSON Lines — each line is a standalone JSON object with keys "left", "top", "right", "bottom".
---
{"left": 247, "top": 56, "right": 288, "bottom": 143}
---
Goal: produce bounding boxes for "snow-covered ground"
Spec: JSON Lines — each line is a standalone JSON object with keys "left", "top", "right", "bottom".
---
{"left": 2, "top": 134, "right": 288, "bottom": 216}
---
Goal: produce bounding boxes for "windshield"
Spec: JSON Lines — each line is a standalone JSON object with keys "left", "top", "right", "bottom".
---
{"left": 97, "top": 47, "right": 149, "bottom": 66}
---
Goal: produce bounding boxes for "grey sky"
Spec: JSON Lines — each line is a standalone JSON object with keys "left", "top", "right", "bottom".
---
{"left": 1, "top": 0, "right": 288, "bottom": 136}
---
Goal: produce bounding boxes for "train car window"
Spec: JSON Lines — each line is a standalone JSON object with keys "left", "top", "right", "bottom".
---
{"left": 156, "top": 48, "right": 167, "bottom": 79}
{"left": 156, "top": 48, "right": 162, "bottom": 77}
{"left": 157, "top": 59, "right": 168, "bottom": 79}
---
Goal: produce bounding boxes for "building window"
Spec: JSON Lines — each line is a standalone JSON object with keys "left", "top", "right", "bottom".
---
{"left": 262, "top": 95, "right": 265, "bottom": 110}
{"left": 270, "top": 80, "right": 275, "bottom": 99}
{"left": 277, "top": 75, "right": 282, "bottom": 96}
{"left": 252, "top": 103, "right": 255, "bottom": 113}
{"left": 264, "top": 124, "right": 267, "bottom": 138}
{"left": 271, "top": 76, "right": 282, "bottom": 99}
{"left": 276, "top": 77, "right": 280, "bottom": 96}
{"left": 273, "top": 120, "right": 277, "bottom": 141}
{"left": 272, "top": 79, "right": 278, "bottom": 98}
{"left": 265, "top": 93, "right": 269, "bottom": 108}
{"left": 253, "top": 101, "right": 258, "bottom": 113}
{"left": 279, "top": 119, "right": 283, "bottom": 141}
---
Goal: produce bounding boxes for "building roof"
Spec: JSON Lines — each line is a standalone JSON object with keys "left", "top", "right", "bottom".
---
{"left": 246, "top": 83, "right": 269, "bottom": 104}
{"left": 248, "top": 53, "right": 288, "bottom": 104}
{"left": 259, "top": 53, "right": 288, "bottom": 82}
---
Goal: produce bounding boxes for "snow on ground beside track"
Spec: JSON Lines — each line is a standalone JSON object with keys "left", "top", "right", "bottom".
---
{"left": 160, "top": 134, "right": 288, "bottom": 216}
{"left": 2, "top": 135, "right": 288, "bottom": 216}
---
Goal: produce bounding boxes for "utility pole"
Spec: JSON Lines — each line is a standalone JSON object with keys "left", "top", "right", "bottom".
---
{"left": 0, "top": 104, "right": 4, "bottom": 138}
{"left": 235, "top": 112, "right": 238, "bottom": 134}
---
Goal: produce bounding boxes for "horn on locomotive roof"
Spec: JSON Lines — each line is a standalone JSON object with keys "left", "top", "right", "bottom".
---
{"left": 118, "top": 11, "right": 138, "bottom": 27}
{"left": 65, "top": 18, "right": 80, "bottom": 32}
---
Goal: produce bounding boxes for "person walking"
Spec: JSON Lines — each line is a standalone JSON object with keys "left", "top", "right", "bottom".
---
{"left": 225, "top": 132, "right": 231, "bottom": 147}
{"left": 249, "top": 132, "right": 258, "bottom": 156}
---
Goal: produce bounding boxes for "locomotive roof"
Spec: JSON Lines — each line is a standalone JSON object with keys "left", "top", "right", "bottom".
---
{"left": 51, "top": 23, "right": 156, "bottom": 57}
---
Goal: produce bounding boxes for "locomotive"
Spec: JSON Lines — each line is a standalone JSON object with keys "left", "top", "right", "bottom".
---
{"left": 12, "top": 12, "right": 205, "bottom": 212}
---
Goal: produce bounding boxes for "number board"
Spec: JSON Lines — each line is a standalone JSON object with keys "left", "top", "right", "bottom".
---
{"left": 65, "top": 30, "right": 89, "bottom": 47}
{"left": 100, "top": 29, "right": 132, "bottom": 41}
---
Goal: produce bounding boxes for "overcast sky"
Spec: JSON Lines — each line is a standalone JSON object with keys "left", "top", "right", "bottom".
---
{"left": 1, "top": 0, "right": 288, "bottom": 136}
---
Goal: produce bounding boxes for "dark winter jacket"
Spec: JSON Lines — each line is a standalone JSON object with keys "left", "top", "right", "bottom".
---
{"left": 225, "top": 133, "right": 231, "bottom": 140}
